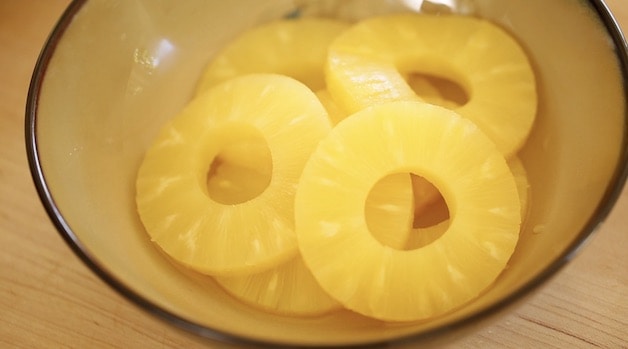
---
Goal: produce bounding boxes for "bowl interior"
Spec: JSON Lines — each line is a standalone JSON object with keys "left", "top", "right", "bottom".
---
{"left": 31, "top": 0, "right": 626, "bottom": 346}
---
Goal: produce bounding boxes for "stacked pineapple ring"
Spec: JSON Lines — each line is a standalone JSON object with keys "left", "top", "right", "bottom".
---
{"left": 326, "top": 14, "right": 537, "bottom": 157}
{"left": 136, "top": 13, "right": 536, "bottom": 321}
{"left": 296, "top": 101, "right": 521, "bottom": 321}
{"left": 136, "top": 74, "right": 332, "bottom": 277}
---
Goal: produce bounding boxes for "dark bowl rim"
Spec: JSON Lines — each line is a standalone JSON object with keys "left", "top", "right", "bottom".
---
{"left": 24, "top": 0, "right": 628, "bottom": 347}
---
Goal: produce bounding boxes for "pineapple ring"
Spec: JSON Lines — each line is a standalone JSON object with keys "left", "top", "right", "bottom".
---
{"left": 326, "top": 14, "right": 537, "bottom": 157}
{"left": 136, "top": 74, "right": 331, "bottom": 276}
{"left": 195, "top": 18, "right": 350, "bottom": 95}
{"left": 295, "top": 101, "right": 521, "bottom": 322}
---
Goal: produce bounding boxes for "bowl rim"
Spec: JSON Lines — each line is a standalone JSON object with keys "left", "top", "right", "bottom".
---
{"left": 24, "top": 0, "right": 628, "bottom": 347}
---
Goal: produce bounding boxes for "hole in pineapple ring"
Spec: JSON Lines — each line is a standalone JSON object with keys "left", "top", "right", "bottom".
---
{"left": 410, "top": 174, "right": 449, "bottom": 229}
{"left": 399, "top": 56, "right": 470, "bottom": 109}
{"left": 407, "top": 73, "right": 469, "bottom": 108}
{"left": 365, "top": 173, "right": 450, "bottom": 251}
{"left": 407, "top": 174, "right": 450, "bottom": 250}
{"left": 205, "top": 125, "right": 272, "bottom": 205}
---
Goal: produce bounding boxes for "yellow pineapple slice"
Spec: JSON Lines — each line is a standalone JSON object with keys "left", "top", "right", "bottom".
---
{"left": 407, "top": 156, "right": 530, "bottom": 250}
{"left": 215, "top": 256, "right": 341, "bottom": 316}
{"left": 326, "top": 14, "right": 537, "bottom": 157}
{"left": 196, "top": 18, "right": 350, "bottom": 95}
{"left": 136, "top": 74, "right": 331, "bottom": 276}
{"left": 295, "top": 101, "right": 521, "bottom": 321}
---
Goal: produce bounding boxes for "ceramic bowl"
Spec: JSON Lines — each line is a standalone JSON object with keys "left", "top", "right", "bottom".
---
{"left": 26, "top": 0, "right": 628, "bottom": 346}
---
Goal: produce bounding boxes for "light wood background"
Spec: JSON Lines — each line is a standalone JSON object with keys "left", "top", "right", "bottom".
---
{"left": 1, "top": 1, "right": 626, "bottom": 347}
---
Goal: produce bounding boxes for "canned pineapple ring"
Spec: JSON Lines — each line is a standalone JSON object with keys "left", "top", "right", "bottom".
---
{"left": 295, "top": 101, "right": 521, "bottom": 322}
{"left": 136, "top": 74, "right": 331, "bottom": 276}
{"left": 326, "top": 14, "right": 537, "bottom": 157}
{"left": 195, "top": 18, "right": 350, "bottom": 94}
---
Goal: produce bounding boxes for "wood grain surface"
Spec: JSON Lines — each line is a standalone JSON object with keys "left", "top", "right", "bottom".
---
{"left": 1, "top": 1, "right": 626, "bottom": 347}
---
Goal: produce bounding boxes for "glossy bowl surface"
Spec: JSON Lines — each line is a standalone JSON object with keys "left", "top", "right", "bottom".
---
{"left": 26, "top": 0, "right": 628, "bottom": 347}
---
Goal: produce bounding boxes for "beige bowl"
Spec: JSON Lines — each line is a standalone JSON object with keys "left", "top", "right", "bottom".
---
{"left": 26, "top": 0, "right": 628, "bottom": 346}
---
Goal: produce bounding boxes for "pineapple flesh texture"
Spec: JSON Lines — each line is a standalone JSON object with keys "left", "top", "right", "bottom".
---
{"left": 136, "top": 74, "right": 331, "bottom": 276}
{"left": 326, "top": 14, "right": 537, "bottom": 157}
{"left": 195, "top": 18, "right": 350, "bottom": 95}
{"left": 295, "top": 101, "right": 521, "bottom": 321}
{"left": 215, "top": 256, "right": 341, "bottom": 316}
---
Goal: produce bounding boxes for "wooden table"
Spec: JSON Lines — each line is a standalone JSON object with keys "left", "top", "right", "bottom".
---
{"left": 1, "top": 1, "right": 626, "bottom": 347}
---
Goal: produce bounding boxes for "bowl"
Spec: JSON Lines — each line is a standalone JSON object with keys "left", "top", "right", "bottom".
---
{"left": 26, "top": 0, "right": 628, "bottom": 347}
